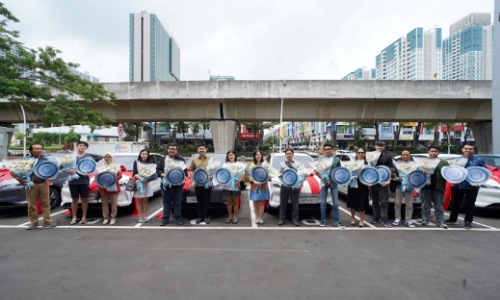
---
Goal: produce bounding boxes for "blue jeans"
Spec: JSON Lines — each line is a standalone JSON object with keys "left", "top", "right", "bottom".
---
{"left": 319, "top": 181, "right": 339, "bottom": 222}
{"left": 161, "top": 186, "right": 183, "bottom": 221}
{"left": 421, "top": 189, "right": 445, "bottom": 224}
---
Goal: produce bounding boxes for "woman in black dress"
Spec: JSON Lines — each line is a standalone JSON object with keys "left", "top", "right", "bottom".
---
{"left": 347, "top": 148, "right": 369, "bottom": 227}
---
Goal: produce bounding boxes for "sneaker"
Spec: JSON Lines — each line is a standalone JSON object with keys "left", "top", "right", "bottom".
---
{"left": 159, "top": 220, "right": 168, "bottom": 226}
{"left": 293, "top": 221, "right": 300, "bottom": 226}
{"left": 382, "top": 220, "right": 392, "bottom": 228}
{"left": 110, "top": 218, "right": 116, "bottom": 225}
{"left": 319, "top": 221, "right": 326, "bottom": 227}
{"left": 195, "top": 218, "right": 203, "bottom": 224}
{"left": 277, "top": 220, "right": 284, "bottom": 226}
{"left": 42, "top": 222, "right": 57, "bottom": 228}
{"left": 176, "top": 220, "right": 183, "bottom": 225}
{"left": 370, "top": 218, "right": 381, "bottom": 224}
{"left": 205, "top": 216, "right": 211, "bottom": 224}
{"left": 445, "top": 218, "right": 458, "bottom": 225}
{"left": 420, "top": 220, "right": 428, "bottom": 226}
{"left": 392, "top": 219, "right": 400, "bottom": 226}
{"left": 103, "top": 219, "right": 109, "bottom": 225}
{"left": 26, "top": 222, "right": 38, "bottom": 230}
{"left": 464, "top": 222, "right": 472, "bottom": 229}
{"left": 405, "top": 221, "right": 415, "bottom": 228}
{"left": 333, "top": 221, "right": 345, "bottom": 228}
{"left": 137, "top": 218, "right": 144, "bottom": 224}
{"left": 437, "top": 223, "right": 448, "bottom": 229}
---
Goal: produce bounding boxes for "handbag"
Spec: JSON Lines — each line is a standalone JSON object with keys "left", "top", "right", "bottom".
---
{"left": 125, "top": 179, "right": 137, "bottom": 192}
{"left": 239, "top": 181, "right": 247, "bottom": 191}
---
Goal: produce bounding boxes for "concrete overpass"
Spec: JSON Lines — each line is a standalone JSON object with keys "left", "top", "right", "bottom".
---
{"left": 0, "top": 80, "right": 493, "bottom": 152}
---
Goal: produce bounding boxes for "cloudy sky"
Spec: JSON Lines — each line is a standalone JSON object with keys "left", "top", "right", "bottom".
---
{"left": 2, "top": 0, "right": 494, "bottom": 82}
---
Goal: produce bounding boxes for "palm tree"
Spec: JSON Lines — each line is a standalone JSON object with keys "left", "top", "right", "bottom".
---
{"left": 175, "top": 122, "right": 190, "bottom": 146}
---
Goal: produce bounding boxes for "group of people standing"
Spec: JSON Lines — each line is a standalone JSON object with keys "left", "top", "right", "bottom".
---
{"left": 11, "top": 139, "right": 485, "bottom": 230}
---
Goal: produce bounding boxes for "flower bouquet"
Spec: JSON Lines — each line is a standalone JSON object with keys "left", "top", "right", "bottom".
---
{"left": 261, "top": 162, "right": 280, "bottom": 179}
{"left": 162, "top": 157, "right": 186, "bottom": 188}
{"left": 413, "top": 157, "right": 441, "bottom": 185}
{"left": 60, "top": 155, "right": 79, "bottom": 181}
{"left": 199, "top": 158, "right": 222, "bottom": 188}
{"left": 223, "top": 162, "right": 247, "bottom": 190}
{"left": 366, "top": 151, "right": 381, "bottom": 167}
{"left": 315, "top": 156, "right": 334, "bottom": 187}
{"left": 96, "top": 162, "right": 120, "bottom": 192}
{"left": 135, "top": 161, "right": 158, "bottom": 194}
{"left": 342, "top": 160, "right": 365, "bottom": 188}
{"left": 446, "top": 157, "right": 468, "bottom": 167}
{"left": 394, "top": 160, "right": 417, "bottom": 192}
{"left": 7, "top": 158, "right": 36, "bottom": 190}
{"left": 292, "top": 163, "right": 315, "bottom": 190}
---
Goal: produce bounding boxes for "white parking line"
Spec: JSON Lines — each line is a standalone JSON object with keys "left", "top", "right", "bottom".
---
{"left": 18, "top": 209, "right": 70, "bottom": 227}
{"left": 338, "top": 206, "right": 376, "bottom": 228}
{"left": 248, "top": 200, "right": 257, "bottom": 228}
{"left": 442, "top": 211, "right": 498, "bottom": 230}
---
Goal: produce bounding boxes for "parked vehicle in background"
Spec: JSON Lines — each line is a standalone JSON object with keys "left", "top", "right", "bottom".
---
{"left": 60, "top": 152, "right": 163, "bottom": 210}
{"left": 265, "top": 153, "right": 332, "bottom": 214}
{"left": 475, "top": 154, "right": 500, "bottom": 169}
{"left": 0, "top": 151, "right": 102, "bottom": 210}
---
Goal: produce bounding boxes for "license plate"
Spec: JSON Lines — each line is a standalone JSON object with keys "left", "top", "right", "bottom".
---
{"left": 186, "top": 196, "right": 197, "bottom": 203}
{"left": 299, "top": 197, "right": 319, "bottom": 204}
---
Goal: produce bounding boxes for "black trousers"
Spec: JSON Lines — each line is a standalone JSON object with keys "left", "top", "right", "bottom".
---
{"left": 279, "top": 186, "right": 299, "bottom": 222}
{"left": 449, "top": 186, "right": 479, "bottom": 223}
{"left": 195, "top": 186, "right": 212, "bottom": 220}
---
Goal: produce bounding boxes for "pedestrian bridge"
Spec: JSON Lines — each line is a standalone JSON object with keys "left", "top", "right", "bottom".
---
{"left": 0, "top": 80, "right": 492, "bottom": 123}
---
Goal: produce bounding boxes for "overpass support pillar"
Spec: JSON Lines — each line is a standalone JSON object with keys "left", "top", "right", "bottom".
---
{"left": 468, "top": 122, "right": 492, "bottom": 154}
{"left": 210, "top": 120, "right": 236, "bottom": 153}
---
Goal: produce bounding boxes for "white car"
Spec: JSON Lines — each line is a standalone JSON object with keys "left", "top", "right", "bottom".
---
{"left": 61, "top": 152, "right": 164, "bottom": 210}
{"left": 265, "top": 153, "right": 332, "bottom": 214}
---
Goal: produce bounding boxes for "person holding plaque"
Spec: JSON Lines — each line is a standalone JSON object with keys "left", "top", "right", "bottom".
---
{"left": 446, "top": 142, "right": 486, "bottom": 229}
{"left": 189, "top": 144, "right": 213, "bottom": 224}
{"left": 9, "top": 144, "right": 56, "bottom": 230}
{"left": 97, "top": 153, "right": 122, "bottom": 225}
{"left": 133, "top": 149, "right": 155, "bottom": 223}
{"left": 317, "top": 144, "right": 343, "bottom": 228}
{"left": 68, "top": 141, "right": 92, "bottom": 225}
{"left": 420, "top": 145, "right": 449, "bottom": 229}
{"left": 249, "top": 150, "right": 271, "bottom": 225}
{"left": 157, "top": 144, "right": 187, "bottom": 226}
{"left": 369, "top": 141, "right": 394, "bottom": 228}
{"left": 346, "top": 148, "right": 369, "bottom": 227}
{"left": 278, "top": 149, "right": 302, "bottom": 226}
{"left": 392, "top": 149, "right": 416, "bottom": 228}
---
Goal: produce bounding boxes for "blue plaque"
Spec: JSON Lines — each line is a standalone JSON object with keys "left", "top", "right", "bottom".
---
{"left": 466, "top": 166, "right": 491, "bottom": 185}
{"left": 331, "top": 167, "right": 352, "bottom": 186}
{"left": 95, "top": 171, "right": 116, "bottom": 187}
{"left": 251, "top": 166, "right": 269, "bottom": 183}
{"left": 215, "top": 168, "right": 231, "bottom": 185}
{"left": 407, "top": 170, "right": 427, "bottom": 189}
{"left": 193, "top": 168, "right": 209, "bottom": 186}
{"left": 77, "top": 158, "right": 96, "bottom": 175}
{"left": 359, "top": 166, "right": 379, "bottom": 185}
{"left": 441, "top": 166, "right": 468, "bottom": 184}
{"left": 34, "top": 161, "right": 58, "bottom": 179}
{"left": 166, "top": 167, "right": 185, "bottom": 186}
{"left": 281, "top": 169, "right": 298, "bottom": 187}
{"left": 376, "top": 166, "right": 391, "bottom": 183}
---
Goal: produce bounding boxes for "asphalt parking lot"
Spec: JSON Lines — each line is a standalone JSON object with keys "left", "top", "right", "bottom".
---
{"left": 1, "top": 193, "right": 500, "bottom": 299}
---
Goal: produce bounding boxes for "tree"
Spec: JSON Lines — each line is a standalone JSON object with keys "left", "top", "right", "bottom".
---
{"left": 0, "top": 3, "right": 116, "bottom": 128}
{"left": 175, "top": 122, "right": 190, "bottom": 146}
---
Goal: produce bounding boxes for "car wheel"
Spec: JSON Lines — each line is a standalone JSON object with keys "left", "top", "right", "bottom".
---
{"left": 266, "top": 201, "right": 279, "bottom": 215}
{"left": 49, "top": 187, "right": 61, "bottom": 210}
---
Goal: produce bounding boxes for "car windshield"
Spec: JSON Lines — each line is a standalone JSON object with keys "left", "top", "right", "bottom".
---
{"left": 476, "top": 155, "right": 500, "bottom": 169}
{"left": 104, "top": 155, "right": 137, "bottom": 171}
{"left": 186, "top": 153, "right": 228, "bottom": 169}
{"left": 271, "top": 155, "right": 314, "bottom": 170}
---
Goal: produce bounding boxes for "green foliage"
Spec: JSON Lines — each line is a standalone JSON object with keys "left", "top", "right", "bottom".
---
{"left": 0, "top": 2, "right": 116, "bottom": 127}
{"left": 27, "top": 131, "right": 80, "bottom": 146}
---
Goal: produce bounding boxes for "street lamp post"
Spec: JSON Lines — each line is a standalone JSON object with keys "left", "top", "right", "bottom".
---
{"left": 19, "top": 104, "right": 27, "bottom": 157}
{"left": 279, "top": 81, "right": 287, "bottom": 153}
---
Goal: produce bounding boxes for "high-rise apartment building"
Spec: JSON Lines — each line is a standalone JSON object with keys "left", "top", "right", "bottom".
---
{"left": 129, "top": 11, "right": 180, "bottom": 82}
{"left": 375, "top": 27, "right": 442, "bottom": 80}
{"left": 442, "top": 13, "right": 492, "bottom": 80}
{"left": 341, "top": 67, "right": 376, "bottom": 80}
